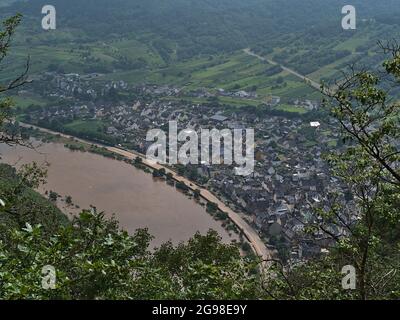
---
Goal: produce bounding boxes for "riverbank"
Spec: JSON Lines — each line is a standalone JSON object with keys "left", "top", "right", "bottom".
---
{"left": 19, "top": 122, "right": 271, "bottom": 261}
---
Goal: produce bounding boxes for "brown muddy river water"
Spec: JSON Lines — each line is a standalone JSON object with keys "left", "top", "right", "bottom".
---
{"left": 0, "top": 141, "right": 234, "bottom": 247}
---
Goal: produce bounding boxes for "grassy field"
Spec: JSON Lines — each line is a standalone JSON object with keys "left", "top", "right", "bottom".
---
{"left": 142, "top": 51, "right": 322, "bottom": 101}
{"left": 5, "top": 21, "right": 323, "bottom": 104}
{"left": 3, "top": 2, "right": 400, "bottom": 115}
{"left": 64, "top": 119, "right": 107, "bottom": 135}
{"left": 7, "top": 17, "right": 387, "bottom": 108}
{"left": 11, "top": 95, "right": 47, "bottom": 109}
{"left": 2, "top": 12, "right": 335, "bottom": 107}
{"left": 273, "top": 104, "right": 309, "bottom": 114}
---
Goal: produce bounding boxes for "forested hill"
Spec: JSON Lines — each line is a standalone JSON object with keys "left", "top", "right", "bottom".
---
{"left": 2, "top": 0, "right": 400, "bottom": 59}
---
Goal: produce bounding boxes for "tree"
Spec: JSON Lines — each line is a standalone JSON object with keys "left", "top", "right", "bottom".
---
{"left": 193, "top": 189, "right": 201, "bottom": 200}
{"left": 48, "top": 191, "right": 58, "bottom": 202}
{"left": 0, "top": 14, "right": 30, "bottom": 146}
{"left": 65, "top": 196, "right": 73, "bottom": 205}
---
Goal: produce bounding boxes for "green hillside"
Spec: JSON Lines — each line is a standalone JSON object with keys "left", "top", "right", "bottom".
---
{"left": 2, "top": 0, "right": 400, "bottom": 101}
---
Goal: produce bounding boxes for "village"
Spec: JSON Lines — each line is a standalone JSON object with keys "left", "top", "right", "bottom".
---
{"left": 17, "top": 71, "right": 355, "bottom": 262}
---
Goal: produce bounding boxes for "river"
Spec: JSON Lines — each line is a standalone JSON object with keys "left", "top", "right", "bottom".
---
{"left": 0, "top": 140, "right": 235, "bottom": 247}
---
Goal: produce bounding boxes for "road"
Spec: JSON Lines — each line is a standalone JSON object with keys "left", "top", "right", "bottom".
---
{"left": 243, "top": 48, "right": 322, "bottom": 91}
{"left": 20, "top": 122, "right": 272, "bottom": 262}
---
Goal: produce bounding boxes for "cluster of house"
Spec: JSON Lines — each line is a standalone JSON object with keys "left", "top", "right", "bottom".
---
{"left": 290, "top": 99, "right": 320, "bottom": 111}
{"left": 207, "top": 115, "right": 346, "bottom": 261}
{"left": 187, "top": 87, "right": 259, "bottom": 99}
{"left": 216, "top": 88, "right": 258, "bottom": 99}
{"left": 24, "top": 88, "right": 351, "bottom": 262}
{"left": 20, "top": 72, "right": 348, "bottom": 262}
{"left": 37, "top": 72, "right": 129, "bottom": 100}
{"left": 138, "top": 85, "right": 182, "bottom": 96}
